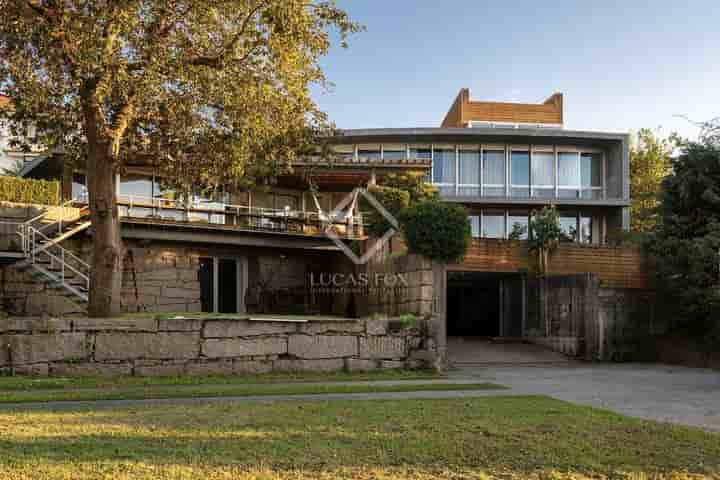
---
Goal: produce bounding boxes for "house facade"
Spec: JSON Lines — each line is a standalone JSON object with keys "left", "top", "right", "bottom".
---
{"left": 1, "top": 89, "right": 649, "bottom": 362}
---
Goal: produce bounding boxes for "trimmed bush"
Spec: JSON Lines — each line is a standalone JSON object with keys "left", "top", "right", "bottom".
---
{"left": 0, "top": 175, "right": 60, "bottom": 205}
{"left": 399, "top": 201, "right": 470, "bottom": 263}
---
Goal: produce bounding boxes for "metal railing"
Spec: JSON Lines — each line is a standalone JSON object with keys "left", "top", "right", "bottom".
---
{"left": 103, "top": 194, "right": 366, "bottom": 239}
{"left": 26, "top": 225, "right": 90, "bottom": 294}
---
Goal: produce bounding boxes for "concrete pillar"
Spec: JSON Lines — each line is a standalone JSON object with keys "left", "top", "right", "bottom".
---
{"left": 432, "top": 263, "right": 447, "bottom": 363}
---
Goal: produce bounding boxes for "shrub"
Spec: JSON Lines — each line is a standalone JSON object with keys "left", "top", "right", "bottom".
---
{"left": 0, "top": 175, "right": 60, "bottom": 205}
{"left": 399, "top": 201, "right": 470, "bottom": 263}
{"left": 528, "top": 206, "right": 562, "bottom": 274}
{"left": 363, "top": 186, "right": 409, "bottom": 237}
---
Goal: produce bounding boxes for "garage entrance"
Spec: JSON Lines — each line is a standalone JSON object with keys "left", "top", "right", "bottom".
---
{"left": 446, "top": 271, "right": 525, "bottom": 338}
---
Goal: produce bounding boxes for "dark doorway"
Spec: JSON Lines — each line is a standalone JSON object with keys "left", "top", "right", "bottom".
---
{"left": 218, "top": 258, "right": 238, "bottom": 313}
{"left": 447, "top": 272, "right": 525, "bottom": 338}
{"left": 199, "top": 257, "right": 214, "bottom": 313}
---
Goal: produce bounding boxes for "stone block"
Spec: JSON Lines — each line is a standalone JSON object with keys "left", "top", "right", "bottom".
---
{"left": 186, "top": 359, "right": 234, "bottom": 376}
{"left": 287, "top": 335, "right": 357, "bottom": 359}
{"left": 0, "top": 317, "right": 71, "bottom": 333}
{"left": 25, "top": 293, "right": 85, "bottom": 316}
{"left": 13, "top": 363, "right": 49, "bottom": 376}
{"left": 134, "top": 362, "right": 186, "bottom": 376}
{"left": 365, "top": 318, "right": 388, "bottom": 335}
{"left": 136, "top": 269, "right": 178, "bottom": 282}
{"left": 154, "top": 304, "right": 188, "bottom": 313}
{"left": 299, "top": 321, "right": 364, "bottom": 335}
{"left": 233, "top": 359, "right": 273, "bottom": 375}
{"left": 201, "top": 337, "right": 287, "bottom": 358}
{"left": 345, "top": 358, "right": 378, "bottom": 372}
{"left": 178, "top": 269, "right": 198, "bottom": 281}
{"left": 187, "top": 303, "right": 202, "bottom": 313}
{"left": 94, "top": 332, "right": 200, "bottom": 360}
{"left": 1, "top": 333, "right": 87, "bottom": 366}
{"left": 74, "top": 317, "right": 157, "bottom": 332}
{"left": 273, "top": 358, "right": 344, "bottom": 372}
{"left": 203, "top": 320, "right": 295, "bottom": 338}
{"left": 380, "top": 360, "right": 405, "bottom": 369}
{"left": 359, "top": 336, "right": 406, "bottom": 360}
{"left": 50, "top": 362, "right": 132, "bottom": 377}
{"left": 157, "top": 318, "right": 203, "bottom": 332}
{"left": 161, "top": 287, "right": 200, "bottom": 299}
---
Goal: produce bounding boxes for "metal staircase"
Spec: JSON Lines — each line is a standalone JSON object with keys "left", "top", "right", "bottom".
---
{"left": 13, "top": 201, "right": 92, "bottom": 305}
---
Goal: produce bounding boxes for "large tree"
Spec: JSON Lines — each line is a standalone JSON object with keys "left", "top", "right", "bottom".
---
{"left": 0, "top": 1, "right": 360, "bottom": 316}
{"left": 647, "top": 119, "right": 720, "bottom": 340}
{"left": 629, "top": 128, "right": 672, "bottom": 232}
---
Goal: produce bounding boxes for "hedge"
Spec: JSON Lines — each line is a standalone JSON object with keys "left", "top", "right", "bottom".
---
{"left": 399, "top": 201, "right": 471, "bottom": 263}
{"left": 0, "top": 175, "right": 61, "bottom": 205}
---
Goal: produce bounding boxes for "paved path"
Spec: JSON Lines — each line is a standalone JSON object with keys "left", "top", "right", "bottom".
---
{"left": 451, "top": 363, "right": 720, "bottom": 432}
{"left": 1, "top": 363, "right": 718, "bottom": 432}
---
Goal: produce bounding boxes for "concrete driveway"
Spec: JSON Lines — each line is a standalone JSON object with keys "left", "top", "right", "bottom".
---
{"left": 451, "top": 362, "right": 720, "bottom": 431}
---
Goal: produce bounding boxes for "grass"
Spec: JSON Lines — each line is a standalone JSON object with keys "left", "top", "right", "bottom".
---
{"left": 0, "top": 381, "right": 502, "bottom": 404}
{"left": 0, "top": 369, "right": 441, "bottom": 391}
{"left": 0, "top": 396, "right": 717, "bottom": 479}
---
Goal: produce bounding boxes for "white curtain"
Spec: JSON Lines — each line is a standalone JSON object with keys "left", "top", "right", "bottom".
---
{"left": 459, "top": 150, "right": 480, "bottom": 185}
{"left": 532, "top": 152, "right": 554, "bottom": 187}
{"left": 483, "top": 150, "right": 505, "bottom": 185}
{"left": 558, "top": 152, "right": 581, "bottom": 187}
{"left": 433, "top": 149, "right": 456, "bottom": 184}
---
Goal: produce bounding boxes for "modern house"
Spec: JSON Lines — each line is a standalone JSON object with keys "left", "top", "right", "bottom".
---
{"left": 1, "top": 89, "right": 647, "bottom": 361}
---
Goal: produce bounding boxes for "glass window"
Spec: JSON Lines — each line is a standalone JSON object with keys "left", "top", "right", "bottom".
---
{"left": 382, "top": 144, "right": 406, "bottom": 161}
{"left": 510, "top": 151, "right": 530, "bottom": 197}
{"left": 331, "top": 145, "right": 354, "bottom": 160}
{"left": 72, "top": 173, "right": 87, "bottom": 202}
{"left": 581, "top": 153, "right": 602, "bottom": 187}
{"left": 532, "top": 151, "right": 555, "bottom": 198}
{"left": 483, "top": 211, "right": 505, "bottom": 239}
{"left": 579, "top": 215, "right": 592, "bottom": 244}
{"left": 469, "top": 215, "right": 480, "bottom": 238}
{"left": 459, "top": 149, "right": 481, "bottom": 186}
{"left": 119, "top": 173, "right": 153, "bottom": 200}
{"left": 508, "top": 212, "right": 529, "bottom": 240}
{"left": 559, "top": 214, "right": 578, "bottom": 242}
{"left": 357, "top": 144, "right": 381, "bottom": 160}
{"left": 558, "top": 152, "right": 581, "bottom": 198}
{"left": 482, "top": 149, "right": 505, "bottom": 196}
{"left": 409, "top": 145, "right": 432, "bottom": 160}
{"left": 432, "top": 148, "right": 456, "bottom": 184}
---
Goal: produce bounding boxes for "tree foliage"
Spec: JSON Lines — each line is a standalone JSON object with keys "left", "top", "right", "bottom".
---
{"left": 629, "top": 129, "right": 672, "bottom": 232}
{"left": 363, "top": 186, "right": 409, "bottom": 238}
{"left": 0, "top": 175, "right": 60, "bottom": 205}
{"left": 0, "top": 0, "right": 360, "bottom": 315}
{"left": 379, "top": 171, "right": 438, "bottom": 204}
{"left": 399, "top": 201, "right": 470, "bottom": 263}
{"left": 528, "top": 206, "right": 562, "bottom": 274}
{"left": 647, "top": 119, "right": 720, "bottom": 341}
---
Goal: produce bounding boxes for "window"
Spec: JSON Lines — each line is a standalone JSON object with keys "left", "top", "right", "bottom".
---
{"left": 469, "top": 215, "right": 480, "bottom": 238}
{"left": 482, "top": 149, "right": 505, "bottom": 197}
{"left": 409, "top": 145, "right": 432, "bottom": 160}
{"left": 331, "top": 145, "right": 355, "bottom": 160}
{"left": 432, "top": 147, "right": 456, "bottom": 196}
{"left": 382, "top": 144, "right": 406, "bottom": 161}
{"left": 581, "top": 153, "right": 603, "bottom": 199}
{"left": 119, "top": 173, "right": 153, "bottom": 199}
{"left": 532, "top": 151, "right": 555, "bottom": 198}
{"left": 458, "top": 148, "right": 481, "bottom": 196}
{"left": 357, "top": 144, "right": 381, "bottom": 160}
{"left": 579, "top": 213, "right": 602, "bottom": 244}
{"left": 508, "top": 212, "right": 529, "bottom": 240}
{"left": 510, "top": 150, "right": 530, "bottom": 197}
{"left": 558, "top": 152, "right": 581, "bottom": 198}
{"left": 559, "top": 213, "right": 578, "bottom": 242}
{"left": 483, "top": 211, "right": 505, "bottom": 239}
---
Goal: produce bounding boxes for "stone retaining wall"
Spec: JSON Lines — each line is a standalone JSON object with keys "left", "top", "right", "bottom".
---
{"left": 0, "top": 316, "right": 430, "bottom": 376}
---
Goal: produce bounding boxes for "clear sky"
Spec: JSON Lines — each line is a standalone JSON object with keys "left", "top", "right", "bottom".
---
{"left": 312, "top": 0, "right": 719, "bottom": 140}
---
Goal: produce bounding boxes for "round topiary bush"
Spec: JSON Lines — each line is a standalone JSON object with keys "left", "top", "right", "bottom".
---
{"left": 399, "top": 201, "right": 470, "bottom": 263}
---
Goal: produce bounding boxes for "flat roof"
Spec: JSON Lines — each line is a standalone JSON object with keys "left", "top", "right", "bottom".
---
{"left": 333, "top": 127, "right": 628, "bottom": 144}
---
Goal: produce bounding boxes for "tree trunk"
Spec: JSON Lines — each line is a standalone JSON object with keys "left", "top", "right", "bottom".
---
{"left": 85, "top": 126, "right": 124, "bottom": 317}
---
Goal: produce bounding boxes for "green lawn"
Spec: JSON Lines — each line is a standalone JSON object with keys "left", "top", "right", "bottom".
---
{"left": 0, "top": 396, "right": 717, "bottom": 479}
{"left": 0, "top": 381, "right": 502, "bottom": 404}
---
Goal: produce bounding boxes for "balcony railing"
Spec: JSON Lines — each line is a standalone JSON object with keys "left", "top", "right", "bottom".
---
{"left": 79, "top": 194, "right": 365, "bottom": 239}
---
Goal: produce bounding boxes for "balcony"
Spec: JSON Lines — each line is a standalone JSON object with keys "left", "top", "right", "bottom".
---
{"left": 106, "top": 195, "right": 365, "bottom": 240}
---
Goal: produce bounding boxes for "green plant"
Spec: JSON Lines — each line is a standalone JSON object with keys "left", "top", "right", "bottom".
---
{"left": 398, "top": 313, "right": 419, "bottom": 328}
{"left": 0, "top": 175, "right": 60, "bottom": 205}
{"left": 528, "top": 206, "right": 562, "bottom": 274}
{"left": 399, "top": 201, "right": 470, "bottom": 263}
{"left": 363, "top": 186, "right": 410, "bottom": 237}
{"left": 379, "top": 172, "right": 438, "bottom": 204}
{"left": 508, "top": 222, "right": 527, "bottom": 240}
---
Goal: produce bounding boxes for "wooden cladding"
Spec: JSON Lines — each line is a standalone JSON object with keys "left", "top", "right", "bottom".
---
{"left": 441, "top": 88, "right": 564, "bottom": 127}
{"left": 449, "top": 239, "right": 652, "bottom": 290}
